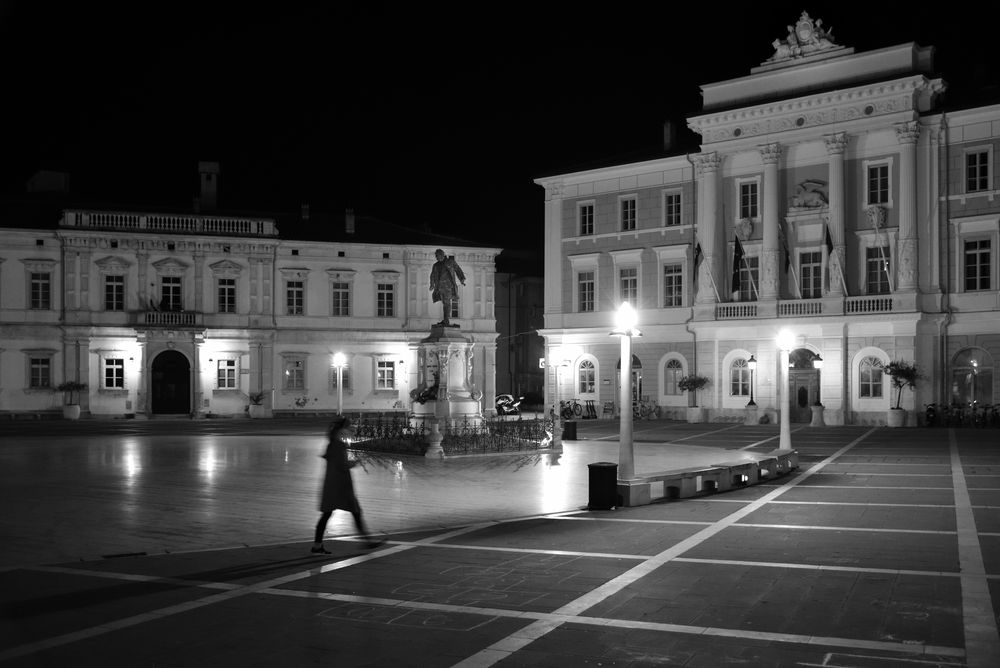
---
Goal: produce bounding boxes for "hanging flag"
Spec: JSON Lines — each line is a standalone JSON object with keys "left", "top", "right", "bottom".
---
{"left": 731, "top": 235, "right": 744, "bottom": 294}
{"left": 779, "top": 226, "right": 790, "bottom": 273}
{"left": 693, "top": 242, "right": 703, "bottom": 279}
{"left": 825, "top": 224, "right": 834, "bottom": 255}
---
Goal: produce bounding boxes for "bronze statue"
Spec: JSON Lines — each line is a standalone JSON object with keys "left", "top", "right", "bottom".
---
{"left": 429, "top": 249, "right": 466, "bottom": 327}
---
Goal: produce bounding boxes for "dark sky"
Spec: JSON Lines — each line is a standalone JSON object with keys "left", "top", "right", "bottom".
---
{"left": 2, "top": 2, "right": 998, "bottom": 251}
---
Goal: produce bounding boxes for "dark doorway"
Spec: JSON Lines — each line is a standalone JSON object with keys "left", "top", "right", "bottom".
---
{"left": 789, "top": 348, "right": 821, "bottom": 423}
{"left": 152, "top": 350, "right": 191, "bottom": 414}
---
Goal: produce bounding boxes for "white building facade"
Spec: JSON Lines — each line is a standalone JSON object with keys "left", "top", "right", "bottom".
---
{"left": 0, "top": 209, "right": 500, "bottom": 418}
{"left": 536, "top": 14, "right": 999, "bottom": 426}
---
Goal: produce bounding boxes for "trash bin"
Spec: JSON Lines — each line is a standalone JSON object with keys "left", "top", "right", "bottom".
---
{"left": 562, "top": 420, "right": 577, "bottom": 440}
{"left": 588, "top": 461, "right": 618, "bottom": 510}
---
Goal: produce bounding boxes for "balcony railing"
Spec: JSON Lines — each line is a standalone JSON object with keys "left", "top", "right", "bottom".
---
{"left": 845, "top": 295, "right": 893, "bottom": 314}
{"left": 716, "top": 303, "right": 758, "bottom": 319}
{"left": 778, "top": 299, "right": 824, "bottom": 316}
{"left": 61, "top": 210, "right": 278, "bottom": 237}
{"left": 138, "top": 311, "right": 201, "bottom": 327}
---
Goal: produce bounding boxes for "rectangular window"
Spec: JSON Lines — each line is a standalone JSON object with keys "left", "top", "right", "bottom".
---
{"left": 578, "top": 271, "right": 594, "bottom": 312}
{"left": 104, "top": 358, "right": 125, "bottom": 389}
{"left": 377, "top": 283, "right": 395, "bottom": 317}
{"left": 286, "top": 281, "right": 304, "bottom": 315}
{"left": 29, "top": 357, "right": 51, "bottom": 388}
{"left": 620, "top": 197, "right": 636, "bottom": 231}
{"left": 964, "top": 239, "right": 991, "bottom": 291}
{"left": 30, "top": 272, "right": 51, "bottom": 310}
{"left": 620, "top": 267, "right": 638, "bottom": 305}
{"left": 866, "top": 247, "right": 891, "bottom": 295}
{"left": 217, "top": 359, "right": 237, "bottom": 389}
{"left": 284, "top": 359, "right": 305, "bottom": 390}
{"left": 377, "top": 361, "right": 395, "bottom": 390}
{"left": 161, "top": 276, "right": 182, "bottom": 311}
{"left": 739, "top": 182, "right": 758, "bottom": 219}
{"left": 331, "top": 282, "right": 350, "bottom": 316}
{"left": 867, "top": 164, "right": 889, "bottom": 205}
{"left": 738, "top": 256, "right": 759, "bottom": 302}
{"left": 331, "top": 366, "right": 351, "bottom": 389}
{"left": 104, "top": 275, "right": 125, "bottom": 311}
{"left": 217, "top": 278, "right": 236, "bottom": 313}
{"left": 663, "top": 264, "right": 683, "bottom": 307}
{"left": 966, "top": 151, "right": 989, "bottom": 193}
{"left": 578, "top": 203, "right": 594, "bottom": 235}
{"left": 663, "top": 192, "right": 681, "bottom": 227}
{"left": 799, "top": 251, "right": 822, "bottom": 299}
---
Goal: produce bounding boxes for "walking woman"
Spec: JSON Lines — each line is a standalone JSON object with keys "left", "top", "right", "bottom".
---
{"left": 312, "top": 416, "right": 385, "bottom": 554}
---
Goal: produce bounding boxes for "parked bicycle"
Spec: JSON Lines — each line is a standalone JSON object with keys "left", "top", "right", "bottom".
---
{"left": 632, "top": 396, "right": 661, "bottom": 420}
{"left": 560, "top": 398, "right": 583, "bottom": 420}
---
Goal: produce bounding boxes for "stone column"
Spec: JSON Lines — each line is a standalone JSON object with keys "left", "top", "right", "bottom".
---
{"left": 694, "top": 152, "right": 722, "bottom": 304}
{"left": 542, "top": 183, "right": 564, "bottom": 316}
{"left": 760, "top": 143, "right": 782, "bottom": 300}
{"left": 193, "top": 251, "right": 205, "bottom": 312}
{"left": 135, "top": 338, "right": 148, "bottom": 417}
{"left": 895, "top": 121, "right": 920, "bottom": 291}
{"left": 824, "top": 133, "right": 848, "bottom": 295}
{"left": 137, "top": 251, "right": 149, "bottom": 310}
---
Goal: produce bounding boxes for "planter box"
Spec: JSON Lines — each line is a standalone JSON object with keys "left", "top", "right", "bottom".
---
{"left": 687, "top": 406, "right": 706, "bottom": 423}
{"left": 62, "top": 405, "right": 81, "bottom": 420}
{"left": 886, "top": 408, "right": 906, "bottom": 427}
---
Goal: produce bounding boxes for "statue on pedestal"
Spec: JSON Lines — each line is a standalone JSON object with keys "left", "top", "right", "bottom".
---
{"left": 430, "top": 249, "right": 466, "bottom": 327}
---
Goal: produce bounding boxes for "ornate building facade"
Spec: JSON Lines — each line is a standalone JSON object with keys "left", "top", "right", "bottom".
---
{"left": 0, "top": 191, "right": 501, "bottom": 419}
{"left": 536, "top": 13, "right": 999, "bottom": 426}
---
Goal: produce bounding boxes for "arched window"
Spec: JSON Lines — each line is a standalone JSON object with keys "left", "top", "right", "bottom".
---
{"left": 859, "top": 356, "right": 884, "bottom": 398}
{"left": 664, "top": 359, "right": 683, "bottom": 395}
{"left": 578, "top": 360, "right": 595, "bottom": 394}
{"left": 730, "top": 358, "right": 750, "bottom": 396}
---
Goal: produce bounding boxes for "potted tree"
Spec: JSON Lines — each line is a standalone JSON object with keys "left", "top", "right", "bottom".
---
{"left": 884, "top": 360, "right": 920, "bottom": 427}
{"left": 678, "top": 374, "right": 711, "bottom": 423}
{"left": 57, "top": 380, "right": 88, "bottom": 420}
{"left": 247, "top": 392, "right": 267, "bottom": 419}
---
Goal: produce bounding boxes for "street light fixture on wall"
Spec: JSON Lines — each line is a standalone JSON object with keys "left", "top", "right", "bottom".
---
{"left": 332, "top": 352, "right": 346, "bottom": 415}
{"left": 776, "top": 330, "right": 795, "bottom": 450}
{"left": 611, "top": 303, "right": 641, "bottom": 480}
{"left": 747, "top": 354, "right": 757, "bottom": 407}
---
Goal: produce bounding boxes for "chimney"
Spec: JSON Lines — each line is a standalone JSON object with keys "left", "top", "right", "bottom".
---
{"left": 301, "top": 203, "right": 310, "bottom": 221}
{"left": 345, "top": 208, "right": 355, "bottom": 234}
{"left": 663, "top": 121, "right": 676, "bottom": 152}
{"left": 198, "top": 161, "right": 219, "bottom": 212}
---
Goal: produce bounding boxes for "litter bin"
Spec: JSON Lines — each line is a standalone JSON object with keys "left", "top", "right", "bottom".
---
{"left": 588, "top": 461, "right": 618, "bottom": 510}
{"left": 562, "top": 420, "right": 577, "bottom": 440}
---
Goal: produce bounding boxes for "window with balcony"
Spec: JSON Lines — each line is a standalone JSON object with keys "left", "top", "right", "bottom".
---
{"left": 104, "top": 358, "right": 125, "bottom": 389}
{"left": 217, "top": 278, "right": 236, "bottom": 313}
{"left": 286, "top": 280, "right": 304, "bottom": 315}
{"left": 737, "top": 256, "right": 759, "bottom": 302}
{"left": 866, "top": 247, "right": 891, "bottom": 295}
{"left": 620, "top": 196, "right": 637, "bottom": 231}
{"left": 800, "top": 251, "right": 822, "bottom": 299}
{"left": 104, "top": 275, "right": 125, "bottom": 311}
{"left": 663, "top": 264, "right": 683, "bottom": 307}
{"left": 730, "top": 358, "right": 750, "bottom": 396}
{"left": 964, "top": 239, "right": 991, "bottom": 291}
{"left": 161, "top": 276, "right": 182, "bottom": 311}
{"left": 663, "top": 191, "right": 682, "bottom": 227}
{"left": 30, "top": 272, "right": 51, "bottom": 310}
{"left": 859, "top": 356, "right": 884, "bottom": 398}
{"left": 578, "top": 271, "right": 595, "bottom": 312}
{"left": 578, "top": 202, "right": 594, "bottom": 236}
{"left": 966, "top": 149, "right": 990, "bottom": 193}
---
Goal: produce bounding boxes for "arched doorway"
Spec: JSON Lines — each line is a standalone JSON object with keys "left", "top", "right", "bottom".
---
{"left": 151, "top": 350, "right": 191, "bottom": 414}
{"left": 616, "top": 354, "right": 643, "bottom": 414}
{"left": 788, "top": 348, "right": 821, "bottom": 423}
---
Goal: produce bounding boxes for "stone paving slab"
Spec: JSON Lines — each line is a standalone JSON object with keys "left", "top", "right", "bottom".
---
{"left": 775, "top": 486, "right": 957, "bottom": 505}
{"left": 737, "top": 502, "right": 958, "bottom": 531}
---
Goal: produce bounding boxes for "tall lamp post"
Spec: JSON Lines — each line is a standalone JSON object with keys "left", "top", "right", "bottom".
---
{"left": 612, "top": 303, "right": 641, "bottom": 480}
{"left": 747, "top": 354, "right": 757, "bottom": 407}
{"left": 776, "top": 330, "right": 794, "bottom": 450}
{"left": 332, "top": 352, "right": 346, "bottom": 415}
{"left": 549, "top": 355, "right": 570, "bottom": 446}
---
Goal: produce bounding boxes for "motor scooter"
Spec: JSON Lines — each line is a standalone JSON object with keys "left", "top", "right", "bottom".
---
{"left": 495, "top": 394, "right": 523, "bottom": 416}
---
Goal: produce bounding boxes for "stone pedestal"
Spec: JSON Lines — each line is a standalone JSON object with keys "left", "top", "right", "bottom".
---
{"left": 411, "top": 325, "right": 483, "bottom": 456}
{"left": 744, "top": 405, "right": 759, "bottom": 426}
{"left": 810, "top": 404, "right": 825, "bottom": 427}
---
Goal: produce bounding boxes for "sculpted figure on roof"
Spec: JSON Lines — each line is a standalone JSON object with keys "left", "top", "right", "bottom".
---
{"left": 766, "top": 12, "right": 839, "bottom": 63}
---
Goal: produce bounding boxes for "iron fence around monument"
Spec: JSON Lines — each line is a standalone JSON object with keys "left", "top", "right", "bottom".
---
{"left": 347, "top": 413, "right": 556, "bottom": 456}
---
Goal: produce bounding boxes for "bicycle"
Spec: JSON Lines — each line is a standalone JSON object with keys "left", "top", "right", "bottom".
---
{"left": 560, "top": 399, "right": 582, "bottom": 420}
{"left": 632, "top": 397, "right": 660, "bottom": 419}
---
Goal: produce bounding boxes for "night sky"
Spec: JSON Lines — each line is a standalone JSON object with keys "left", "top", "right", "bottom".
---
{"left": 2, "top": 3, "right": 998, "bottom": 254}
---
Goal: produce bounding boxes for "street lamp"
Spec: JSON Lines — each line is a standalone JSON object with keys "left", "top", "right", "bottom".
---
{"left": 611, "top": 302, "right": 641, "bottom": 480}
{"left": 812, "top": 354, "right": 824, "bottom": 405}
{"left": 776, "top": 330, "right": 795, "bottom": 450}
{"left": 332, "top": 352, "right": 346, "bottom": 415}
{"left": 747, "top": 354, "right": 757, "bottom": 407}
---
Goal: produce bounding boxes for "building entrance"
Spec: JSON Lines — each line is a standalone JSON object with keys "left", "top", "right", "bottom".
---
{"left": 789, "top": 348, "right": 821, "bottom": 423}
{"left": 151, "top": 350, "right": 191, "bottom": 414}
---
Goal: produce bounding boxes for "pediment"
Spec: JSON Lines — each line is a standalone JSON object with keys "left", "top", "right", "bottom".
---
{"left": 95, "top": 255, "right": 132, "bottom": 272}
{"left": 209, "top": 259, "right": 244, "bottom": 277}
{"left": 152, "top": 257, "right": 189, "bottom": 275}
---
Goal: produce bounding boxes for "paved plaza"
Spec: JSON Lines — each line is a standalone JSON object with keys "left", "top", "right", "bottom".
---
{"left": 0, "top": 418, "right": 998, "bottom": 666}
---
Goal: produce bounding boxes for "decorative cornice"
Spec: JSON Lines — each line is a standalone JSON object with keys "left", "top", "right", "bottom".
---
{"left": 688, "top": 77, "right": 929, "bottom": 144}
{"left": 759, "top": 143, "right": 782, "bottom": 164}
{"left": 692, "top": 152, "right": 721, "bottom": 175}
{"left": 824, "top": 132, "right": 848, "bottom": 155}
{"left": 895, "top": 120, "right": 921, "bottom": 145}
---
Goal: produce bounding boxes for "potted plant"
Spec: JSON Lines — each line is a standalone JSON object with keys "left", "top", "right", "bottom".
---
{"left": 884, "top": 360, "right": 920, "bottom": 427}
{"left": 57, "top": 380, "right": 88, "bottom": 420}
{"left": 678, "top": 374, "right": 710, "bottom": 423}
{"left": 247, "top": 391, "right": 267, "bottom": 419}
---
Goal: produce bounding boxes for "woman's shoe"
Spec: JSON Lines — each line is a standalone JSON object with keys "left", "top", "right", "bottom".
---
{"left": 311, "top": 544, "right": 332, "bottom": 554}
